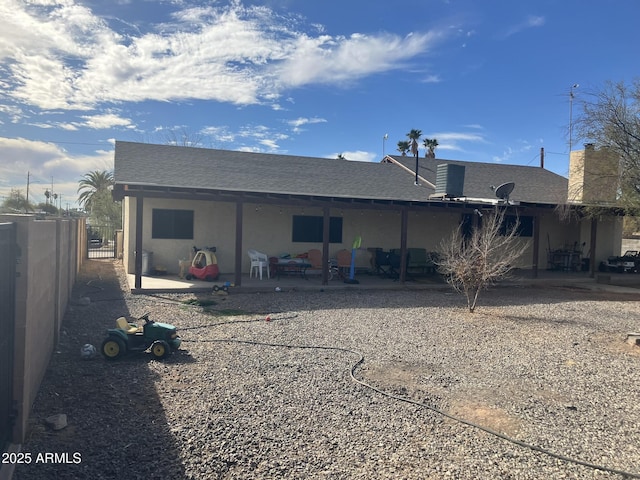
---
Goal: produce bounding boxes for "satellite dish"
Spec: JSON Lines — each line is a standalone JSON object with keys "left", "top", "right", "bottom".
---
{"left": 494, "top": 182, "right": 515, "bottom": 201}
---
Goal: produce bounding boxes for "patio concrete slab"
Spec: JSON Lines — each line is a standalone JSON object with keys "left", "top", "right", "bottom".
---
{"left": 126, "top": 268, "right": 640, "bottom": 295}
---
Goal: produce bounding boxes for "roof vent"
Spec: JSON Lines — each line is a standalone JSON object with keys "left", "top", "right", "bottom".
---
{"left": 435, "top": 164, "right": 465, "bottom": 197}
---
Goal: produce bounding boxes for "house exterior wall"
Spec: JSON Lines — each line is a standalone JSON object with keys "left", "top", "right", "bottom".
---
{"left": 123, "top": 199, "right": 468, "bottom": 274}
{"left": 122, "top": 197, "right": 620, "bottom": 275}
{"left": 578, "top": 215, "right": 623, "bottom": 264}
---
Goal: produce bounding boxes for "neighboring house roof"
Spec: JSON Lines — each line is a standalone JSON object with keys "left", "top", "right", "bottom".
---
{"left": 114, "top": 141, "right": 568, "bottom": 206}
{"left": 383, "top": 156, "right": 568, "bottom": 204}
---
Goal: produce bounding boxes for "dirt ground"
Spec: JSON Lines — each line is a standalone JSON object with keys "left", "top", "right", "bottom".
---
{"left": 11, "top": 258, "right": 640, "bottom": 480}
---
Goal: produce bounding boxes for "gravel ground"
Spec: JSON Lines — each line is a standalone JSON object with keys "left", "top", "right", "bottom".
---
{"left": 12, "top": 259, "right": 640, "bottom": 480}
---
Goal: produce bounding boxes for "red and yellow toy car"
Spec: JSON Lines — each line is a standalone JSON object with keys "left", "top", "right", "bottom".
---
{"left": 185, "top": 245, "right": 220, "bottom": 281}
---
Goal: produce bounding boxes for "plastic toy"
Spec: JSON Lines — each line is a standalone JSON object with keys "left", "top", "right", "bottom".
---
{"left": 101, "top": 312, "right": 181, "bottom": 360}
{"left": 185, "top": 245, "right": 220, "bottom": 281}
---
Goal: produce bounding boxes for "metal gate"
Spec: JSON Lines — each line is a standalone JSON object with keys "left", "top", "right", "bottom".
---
{"left": 0, "top": 223, "right": 17, "bottom": 450}
{"left": 87, "top": 224, "right": 116, "bottom": 259}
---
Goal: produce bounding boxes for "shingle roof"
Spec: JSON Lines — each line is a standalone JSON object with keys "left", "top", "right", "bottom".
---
{"left": 114, "top": 141, "right": 568, "bottom": 205}
{"left": 385, "top": 155, "right": 568, "bottom": 204}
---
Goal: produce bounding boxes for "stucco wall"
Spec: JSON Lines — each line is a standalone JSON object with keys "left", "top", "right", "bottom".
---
{"left": 122, "top": 197, "right": 622, "bottom": 275}
{"left": 1, "top": 214, "right": 85, "bottom": 443}
{"left": 124, "top": 199, "right": 471, "bottom": 273}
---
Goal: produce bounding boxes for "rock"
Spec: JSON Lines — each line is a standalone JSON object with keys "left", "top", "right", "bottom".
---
{"left": 71, "top": 297, "right": 91, "bottom": 306}
{"left": 44, "top": 414, "right": 67, "bottom": 431}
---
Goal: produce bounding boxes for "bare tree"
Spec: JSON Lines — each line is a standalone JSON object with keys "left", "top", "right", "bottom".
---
{"left": 574, "top": 79, "right": 640, "bottom": 215}
{"left": 436, "top": 207, "right": 528, "bottom": 312}
{"left": 161, "top": 127, "right": 204, "bottom": 147}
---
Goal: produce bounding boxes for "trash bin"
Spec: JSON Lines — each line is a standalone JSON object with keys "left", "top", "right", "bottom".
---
{"left": 141, "top": 250, "right": 153, "bottom": 275}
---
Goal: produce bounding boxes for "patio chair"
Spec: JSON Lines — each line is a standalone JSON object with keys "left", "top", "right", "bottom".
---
{"left": 248, "top": 249, "right": 270, "bottom": 280}
{"left": 307, "top": 249, "right": 323, "bottom": 275}
{"left": 336, "top": 249, "right": 351, "bottom": 278}
{"left": 375, "top": 250, "right": 391, "bottom": 277}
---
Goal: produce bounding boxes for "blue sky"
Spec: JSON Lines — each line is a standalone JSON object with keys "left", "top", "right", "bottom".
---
{"left": 0, "top": 0, "right": 638, "bottom": 208}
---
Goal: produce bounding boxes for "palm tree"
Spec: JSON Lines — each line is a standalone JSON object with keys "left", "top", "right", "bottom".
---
{"left": 423, "top": 138, "right": 439, "bottom": 158}
{"left": 77, "top": 170, "right": 114, "bottom": 212}
{"left": 396, "top": 140, "right": 410, "bottom": 156}
{"left": 407, "top": 129, "right": 422, "bottom": 185}
{"left": 407, "top": 129, "right": 422, "bottom": 157}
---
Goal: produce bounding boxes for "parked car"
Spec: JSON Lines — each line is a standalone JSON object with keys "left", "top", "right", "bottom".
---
{"left": 89, "top": 237, "right": 103, "bottom": 248}
{"left": 604, "top": 250, "right": 639, "bottom": 273}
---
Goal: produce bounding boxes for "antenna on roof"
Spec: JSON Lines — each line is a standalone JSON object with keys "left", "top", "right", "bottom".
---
{"left": 491, "top": 182, "right": 515, "bottom": 203}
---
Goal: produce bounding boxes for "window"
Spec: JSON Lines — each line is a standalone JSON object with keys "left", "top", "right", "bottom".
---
{"left": 292, "top": 215, "right": 343, "bottom": 243}
{"left": 152, "top": 209, "right": 194, "bottom": 239}
{"left": 500, "top": 215, "right": 533, "bottom": 237}
{"left": 461, "top": 213, "right": 533, "bottom": 238}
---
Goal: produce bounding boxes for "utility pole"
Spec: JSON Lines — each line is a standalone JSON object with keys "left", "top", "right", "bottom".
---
{"left": 26, "top": 171, "right": 30, "bottom": 207}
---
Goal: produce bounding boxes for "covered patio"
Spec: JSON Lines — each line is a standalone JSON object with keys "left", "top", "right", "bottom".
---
{"left": 125, "top": 267, "right": 629, "bottom": 295}
{"left": 113, "top": 142, "right": 623, "bottom": 295}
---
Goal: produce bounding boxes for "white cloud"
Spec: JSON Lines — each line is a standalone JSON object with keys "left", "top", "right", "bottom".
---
{"left": 40, "top": 113, "right": 134, "bottom": 131}
{"left": 80, "top": 113, "right": 133, "bottom": 129}
{"left": 501, "top": 15, "right": 545, "bottom": 38}
{"left": 330, "top": 150, "right": 377, "bottom": 162}
{"left": 492, "top": 140, "right": 533, "bottom": 163}
{"left": 421, "top": 74, "right": 441, "bottom": 83}
{"left": 274, "top": 31, "right": 441, "bottom": 88}
{"left": 0, "top": 1, "right": 440, "bottom": 111}
{"left": 200, "top": 123, "right": 290, "bottom": 152}
{"left": 427, "top": 131, "right": 487, "bottom": 153}
{"left": 287, "top": 117, "right": 327, "bottom": 133}
{"left": 0, "top": 137, "right": 112, "bottom": 206}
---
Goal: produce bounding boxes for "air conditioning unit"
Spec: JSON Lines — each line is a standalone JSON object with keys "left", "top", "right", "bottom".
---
{"left": 435, "top": 164, "right": 465, "bottom": 197}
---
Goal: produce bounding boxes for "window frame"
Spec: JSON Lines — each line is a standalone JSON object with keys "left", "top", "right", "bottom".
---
{"left": 151, "top": 208, "right": 194, "bottom": 239}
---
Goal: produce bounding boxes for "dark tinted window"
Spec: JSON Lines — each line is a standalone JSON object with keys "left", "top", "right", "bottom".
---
{"left": 152, "top": 209, "right": 194, "bottom": 239}
{"left": 292, "top": 216, "right": 343, "bottom": 243}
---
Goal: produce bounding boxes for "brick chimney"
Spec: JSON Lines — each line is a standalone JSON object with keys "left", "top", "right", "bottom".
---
{"left": 568, "top": 145, "right": 620, "bottom": 204}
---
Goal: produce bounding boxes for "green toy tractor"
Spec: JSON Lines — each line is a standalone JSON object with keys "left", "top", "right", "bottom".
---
{"left": 101, "top": 312, "right": 181, "bottom": 360}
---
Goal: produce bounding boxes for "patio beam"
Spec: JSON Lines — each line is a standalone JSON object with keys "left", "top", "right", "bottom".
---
{"left": 134, "top": 194, "right": 143, "bottom": 290}
{"left": 590, "top": 217, "right": 597, "bottom": 278}
{"left": 532, "top": 214, "right": 540, "bottom": 278}
{"left": 322, "top": 207, "right": 330, "bottom": 285}
{"left": 399, "top": 207, "right": 408, "bottom": 283}
{"left": 235, "top": 201, "right": 243, "bottom": 286}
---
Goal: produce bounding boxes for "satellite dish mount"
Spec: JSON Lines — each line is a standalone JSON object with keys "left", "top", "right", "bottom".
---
{"left": 492, "top": 182, "right": 515, "bottom": 203}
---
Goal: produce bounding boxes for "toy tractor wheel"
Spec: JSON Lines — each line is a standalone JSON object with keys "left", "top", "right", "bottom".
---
{"left": 101, "top": 337, "right": 127, "bottom": 360}
{"left": 150, "top": 340, "right": 170, "bottom": 360}
{"left": 185, "top": 274, "right": 193, "bottom": 280}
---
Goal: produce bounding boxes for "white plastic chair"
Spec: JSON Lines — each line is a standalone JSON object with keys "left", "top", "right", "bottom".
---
{"left": 248, "top": 249, "right": 270, "bottom": 280}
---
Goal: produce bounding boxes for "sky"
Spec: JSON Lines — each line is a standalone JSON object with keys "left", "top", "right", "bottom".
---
{"left": 0, "top": 0, "right": 638, "bottom": 209}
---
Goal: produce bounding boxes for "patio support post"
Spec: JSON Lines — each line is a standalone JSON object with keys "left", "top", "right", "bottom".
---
{"left": 322, "top": 207, "right": 330, "bottom": 285}
{"left": 532, "top": 213, "right": 540, "bottom": 278}
{"left": 234, "top": 201, "right": 243, "bottom": 286}
{"left": 399, "top": 207, "right": 408, "bottom": 283}
{"left": 590, "top": 217, "right": 597, "bottom": 278}
{"left": 134, "top": 194, "right": 143, "bottom": 289}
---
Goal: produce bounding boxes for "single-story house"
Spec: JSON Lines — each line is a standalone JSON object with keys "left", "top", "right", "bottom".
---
{"left": 112, "top": 141, "right": 622, "bottom": 290}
